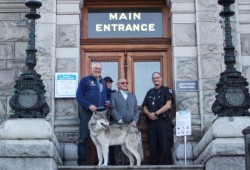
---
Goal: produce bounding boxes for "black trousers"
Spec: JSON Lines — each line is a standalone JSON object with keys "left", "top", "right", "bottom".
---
{"left": 77, "top": 111, "right": 92, "bottom": 165}
{"left": 148, "top": 118, "right": 173, "bottom": 165}
{"left": 113, "top": 145, "right": 130, "bottom": 165}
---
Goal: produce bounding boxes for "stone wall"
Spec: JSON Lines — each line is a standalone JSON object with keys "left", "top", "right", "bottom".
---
{"left": 239, "top": 0, "right": 250, "bottom": 86}
{"left": 195, "top": 0, "right": 222, "bottom": 131}
{"left": 172, "top": 0, "right": 249, "bottom": 137}
{"left": 172, "top": 0, "right": 250, "bottom": 164}
{"left": 54, "top": 0, "right": 82, "bottom": 144}
{"left": 54, "top": 0, "right": 82, "bottom": 165}
{"left": 0, "top": 0, "right": 29, "bottom": 122}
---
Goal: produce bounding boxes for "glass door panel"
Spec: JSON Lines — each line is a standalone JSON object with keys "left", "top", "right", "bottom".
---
{"left": 83, "top": 51, "right": 171, "bottom": 103}
{"left": 134, "top": 62, "right": 160, "bottom": 105}
{"left": 101, "top": 62, "right": 119, "bottom": 90}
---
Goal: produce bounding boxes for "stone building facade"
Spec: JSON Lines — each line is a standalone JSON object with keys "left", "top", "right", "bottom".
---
{"left": 0, "top": 0, "right": 250, "bottom": 166}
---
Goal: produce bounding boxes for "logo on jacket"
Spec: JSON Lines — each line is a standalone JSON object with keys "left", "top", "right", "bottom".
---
{"left": 89, "top": 80, "right": 96, "bottom": 86}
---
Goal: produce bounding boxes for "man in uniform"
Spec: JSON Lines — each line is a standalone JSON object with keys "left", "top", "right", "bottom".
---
{"left": 142, "top": 72, "right": 174, "bottom": 165}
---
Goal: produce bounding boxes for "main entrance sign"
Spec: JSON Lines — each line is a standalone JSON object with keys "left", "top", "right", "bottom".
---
{"left": 88, "top": 8, "right": 163, "bottom": 38}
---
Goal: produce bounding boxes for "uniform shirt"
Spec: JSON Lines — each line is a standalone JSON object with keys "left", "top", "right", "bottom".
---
{"left": 142, "top": 86, "right": 174, "bottom": 112}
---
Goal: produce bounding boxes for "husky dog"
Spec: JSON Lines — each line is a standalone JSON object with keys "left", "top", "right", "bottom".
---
{"left": 88, "top": 110, "right": 144, "bottom": 166}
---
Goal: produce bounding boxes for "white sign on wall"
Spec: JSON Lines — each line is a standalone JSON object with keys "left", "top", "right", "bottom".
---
{"left": 55, "top": 73, "right": 78, "bottom": 98}
{"left": 176, "top": 110, "right": 192, "bottom": 136}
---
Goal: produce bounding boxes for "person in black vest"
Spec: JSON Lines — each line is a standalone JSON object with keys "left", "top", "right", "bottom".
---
{"left": 104, "top": 76, "right": 116, "bottom": 165}
{"left": 104, "top": 76, "right": 116, "bottom": 98}
{"left": 142, "top": 72, "right": 174, "bottom": 165}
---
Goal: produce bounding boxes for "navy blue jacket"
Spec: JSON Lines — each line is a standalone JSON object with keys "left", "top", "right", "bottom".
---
{"left": 76, "top": 75, "right": 109, "bottom": 111}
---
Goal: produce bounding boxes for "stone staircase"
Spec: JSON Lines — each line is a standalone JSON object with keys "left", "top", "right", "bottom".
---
{"left": 59, "top": 165, "right": 204, "bottom": 170}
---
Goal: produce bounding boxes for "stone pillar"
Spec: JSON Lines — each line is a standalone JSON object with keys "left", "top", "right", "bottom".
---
{"left": 54, "top": 0, "right": 83, "bottom": 166}
{"left": 194, "top": 117, "right": 248, "bottom": 170}
{"left": 195, "top": 0, "right": 223, "bottom": 129}
{"left": 0, "top": 119, "right": 62, "bottom": 170}
{"left": 169, "top": 0, "right": 199, "bottom": 164}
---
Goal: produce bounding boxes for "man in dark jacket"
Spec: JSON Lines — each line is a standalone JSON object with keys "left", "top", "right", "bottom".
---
{"left": 76, "top": 62, "right": 110, "bottom": 165}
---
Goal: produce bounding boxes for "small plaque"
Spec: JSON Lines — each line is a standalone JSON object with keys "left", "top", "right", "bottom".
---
{"left": 55, "top": 73, "right": 78, "bottom": 98}
{"left": 175, "top": 80, "right": 198, "bottom": 91}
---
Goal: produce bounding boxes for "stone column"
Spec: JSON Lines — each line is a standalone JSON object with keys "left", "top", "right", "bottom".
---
{"left": 169, "top": 0, "right": 198, "bottom": 164}
{"left": 195, "top": 0, "right": 223, "bottom": 130}
{"left": 0, "top": 119, "right": 62, "bottom": 170}
{"left": 54, "top": 0, "right": 83, "bottom": 165}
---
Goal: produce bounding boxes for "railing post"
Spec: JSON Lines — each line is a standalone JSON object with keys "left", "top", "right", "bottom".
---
{"left": 242, "top": 126, "right": 250, "bottom": 170}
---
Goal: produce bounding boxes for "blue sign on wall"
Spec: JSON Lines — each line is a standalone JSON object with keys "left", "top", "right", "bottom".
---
{"left": 88, "top": 8, "right": 163, "bottom": 38}
{"left": 175, "top": 80, "right": 199, "bottom": 91}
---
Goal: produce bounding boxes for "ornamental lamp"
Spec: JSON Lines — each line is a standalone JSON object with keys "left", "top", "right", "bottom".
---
{"left": 211, "top": 0, "right": 250, "bottom": 117}
{"left": 9, "top": 0, "right": 49, "bottom": 118}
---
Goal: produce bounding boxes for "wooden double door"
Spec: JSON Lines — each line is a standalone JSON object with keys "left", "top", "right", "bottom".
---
{"left": 80, "top": 48, "right": 172, "bottom": 165}
{"left": 79, "top": 0, "right": 172, "bottom": 164}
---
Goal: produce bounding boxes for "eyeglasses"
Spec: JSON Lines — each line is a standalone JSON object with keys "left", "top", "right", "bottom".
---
{"left": 120, "top": 81, "right": 128, "bottom": 85}
{"left": 152, "top": 77, "right": 161, "bottom": 80}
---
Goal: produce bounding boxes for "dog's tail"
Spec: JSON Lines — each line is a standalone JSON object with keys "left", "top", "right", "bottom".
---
{"left": 137, "top": 132, "right": 144, "bottom": 161}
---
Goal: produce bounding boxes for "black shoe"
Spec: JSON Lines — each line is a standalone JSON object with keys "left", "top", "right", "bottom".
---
{"left": 77, "top": 161, "right": 88, "bottom": 166}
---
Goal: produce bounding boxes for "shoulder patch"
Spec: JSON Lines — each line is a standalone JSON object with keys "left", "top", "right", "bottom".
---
{"left": 169, "top": 88, "right": 173, "bottom": 93}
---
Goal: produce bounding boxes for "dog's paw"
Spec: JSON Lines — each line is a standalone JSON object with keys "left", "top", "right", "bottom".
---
{"left": 99, "top": 164, "right": 107, "bottom": 166}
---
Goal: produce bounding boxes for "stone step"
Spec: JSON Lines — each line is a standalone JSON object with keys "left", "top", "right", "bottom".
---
{"left": 59, "top": 165, "right": 204, "bottom": 170}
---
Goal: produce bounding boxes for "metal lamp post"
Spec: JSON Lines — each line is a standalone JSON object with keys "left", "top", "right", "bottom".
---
{"left": 9, "top": 0, "right": 49, "bottom": 118}
{"left": 211, "top": 0, "right": 250, "bottom": 117}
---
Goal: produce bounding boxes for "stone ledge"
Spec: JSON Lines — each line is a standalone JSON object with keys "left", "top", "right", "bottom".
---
{"left": 0, "top": 119, "right": 62, "bottom": 165}
{"left": 0, "top": 140, "right": 62, "bottom": 165}
{"left": 193, "top": 117, "right": 250, "bottom": 158}
{"left": 59, "top": 165, "right": 204, "bottom": 170}
{"left": 0, "top": 3, "right": 28, "bottom": 13}
{"left": 0, "top": 158, "right": 57, "bottom": 170}
{"left": 0, "top": 118, "right": 53, "bottom": 139}
{"left": 194, "top": 138, "right": 244, "bottom": 164}
{"left": 205, "top": 156, "right": 245, "bottom": 170}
